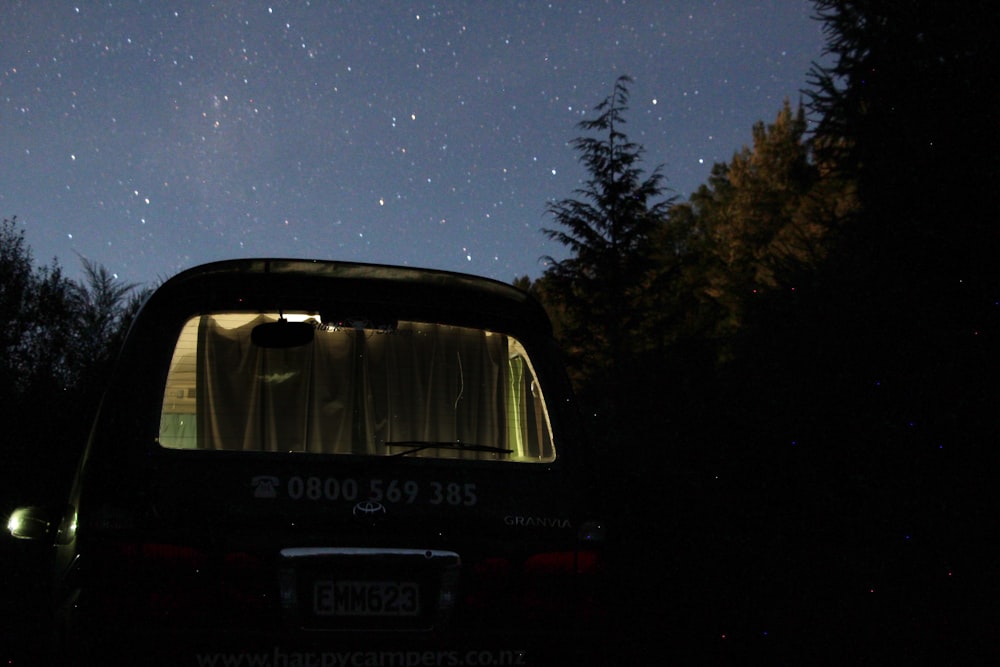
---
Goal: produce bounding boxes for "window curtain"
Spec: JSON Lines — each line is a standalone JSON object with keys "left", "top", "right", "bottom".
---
{"left": 195, "top": 316, "right": 536, "bottom": 458}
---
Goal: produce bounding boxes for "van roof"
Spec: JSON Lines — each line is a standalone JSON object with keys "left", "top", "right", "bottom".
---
{"left": 145, "top": 258, "right": 553, "bottom": 336}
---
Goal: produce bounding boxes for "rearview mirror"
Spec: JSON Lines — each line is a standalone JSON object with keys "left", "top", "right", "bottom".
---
{"left": 251, "top": 319, "right": 315, "bottom": 348}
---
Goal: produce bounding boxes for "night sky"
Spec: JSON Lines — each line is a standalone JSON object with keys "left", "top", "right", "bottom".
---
{"left": 1, "top": 1, "right": 829, "bottom": 287}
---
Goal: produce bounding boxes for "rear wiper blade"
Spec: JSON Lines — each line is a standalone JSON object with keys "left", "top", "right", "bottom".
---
{"left": 384, "top": 441, "right": 513, "bottom": 457}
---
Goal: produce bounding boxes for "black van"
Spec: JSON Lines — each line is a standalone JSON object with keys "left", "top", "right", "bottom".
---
{"left": 10, "top": 259, "right": 606, "bottom": 665}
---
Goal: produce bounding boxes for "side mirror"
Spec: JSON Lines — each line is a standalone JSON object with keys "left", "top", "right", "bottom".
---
{"left": 7, "top": 505, "right": 77, "bottom": 544}
{"left": 7, "top": 506, "right": 54, "bottom": 541}
{"left": 251, "top": 319, "right": 315, "bottom": 348}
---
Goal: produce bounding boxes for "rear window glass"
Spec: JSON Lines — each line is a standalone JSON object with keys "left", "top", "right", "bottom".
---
{"left": 158, "top": 313, "right": 555, "bottom": 462}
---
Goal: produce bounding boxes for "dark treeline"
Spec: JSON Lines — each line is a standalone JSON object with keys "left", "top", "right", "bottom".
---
{"left": 0, "top": 217, "right": 148, "bottom": 505}
{"left": 527, "top": 0, "right": 999, "bottom": 659}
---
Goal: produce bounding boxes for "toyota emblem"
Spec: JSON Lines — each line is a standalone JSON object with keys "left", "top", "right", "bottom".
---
{"left": 352, "top": 500, "right": 386, "bottom": 519}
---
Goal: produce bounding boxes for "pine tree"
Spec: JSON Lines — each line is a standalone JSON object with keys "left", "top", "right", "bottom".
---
{"left": 805, "top": 0, "right": 1000, "bottom": 409}
{"left": 542, "top": 76, "right": 674, "bottom": 397}
{"left": 807, "top": 0, "right": 999, "bottom": 291}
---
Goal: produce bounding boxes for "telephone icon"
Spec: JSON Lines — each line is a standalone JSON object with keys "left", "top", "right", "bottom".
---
{"left": 251, "top": 475, "right": 280, "bottom": 499}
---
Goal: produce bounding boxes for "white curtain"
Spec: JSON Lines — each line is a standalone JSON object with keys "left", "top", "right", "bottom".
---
{"left": 194, "top": 316, "right": 549, "bottom": 459}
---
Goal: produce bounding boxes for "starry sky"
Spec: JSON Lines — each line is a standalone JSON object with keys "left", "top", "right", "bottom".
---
{"left": 1, "top": 1, "right": 830, "bottom": 287}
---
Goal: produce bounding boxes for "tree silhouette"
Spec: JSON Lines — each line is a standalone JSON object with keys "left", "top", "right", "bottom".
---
{"left": 66, "top": 257, "right": 147, "bottom": 394}
{"left": 662, "top": 101, "right": 852, "bottom": 356}
{"left": 789, "top": 4, "right": 1000, "bottom": 653}
{"left": 0, "top": 217, "right": 74, "bottom": 403}
{"left": 542, "top": 75, "right": 674, "bottom": 405}
{"left": 1, "top": 219, "right": 148, "bottom": 502}
{"left": 804, "top": 0, "right": 1000, "bottom": 434}
{"left": 808, "top": 0, "right": 999, "bottom": 303}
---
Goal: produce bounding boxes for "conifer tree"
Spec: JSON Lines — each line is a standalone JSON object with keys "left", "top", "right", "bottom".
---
{"left": 542, "top": 76, "right": 674, "bottom": 397}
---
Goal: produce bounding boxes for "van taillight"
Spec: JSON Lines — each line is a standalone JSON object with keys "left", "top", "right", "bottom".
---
{"left": 85, "top": 542, "right": 272, "bottom": 627}
{"left": 523, "top": 550, "right": 602, "bottom": 576}
{"left": 464, "top": 550, "right": 605, "bottom": 626}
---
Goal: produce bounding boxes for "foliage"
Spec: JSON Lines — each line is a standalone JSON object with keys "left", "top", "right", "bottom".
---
{"left": 0, "top": 217, "right": 75, "bottom": 404}
{"left": 530, "top": 80, "right": 855, "bottom": 452}
{"left": 1, "top": 217, "right": 148, "bottom": 498}
{"left": 807, "top": 0, "right": 999, "bottom": 287}
{"left": 803, "top": 0, "right": 1000, "bottom": 417}
{"left": 535, "top": 7, "right": 996, "bottom": 650}
{"left": 66, "top": 257, "right": 147, "bottom": 392}
{"left": 658, "top": 101, "right": 855, "bottom": 357}
{"left": 541, "top": 75, "right": 675, "bottom": 398}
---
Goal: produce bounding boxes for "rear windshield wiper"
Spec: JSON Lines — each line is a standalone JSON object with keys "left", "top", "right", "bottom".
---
{"left": 384, "top": 441, "right": 513, "bottom": 457}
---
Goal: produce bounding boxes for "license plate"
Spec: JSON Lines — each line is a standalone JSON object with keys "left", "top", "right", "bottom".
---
{"left": 313, "top": 580, "right": 420, "bottom": 617}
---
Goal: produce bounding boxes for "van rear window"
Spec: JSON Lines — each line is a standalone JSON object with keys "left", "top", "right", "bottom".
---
{"left": 158, "top": 313, "right": 555, "bottom": 462}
